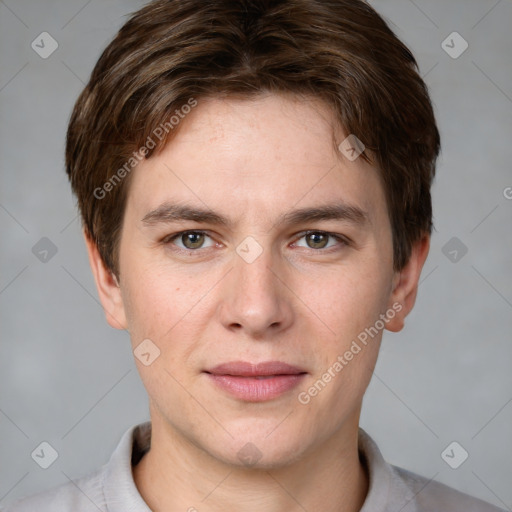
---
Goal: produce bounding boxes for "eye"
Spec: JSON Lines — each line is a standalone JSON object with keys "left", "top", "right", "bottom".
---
{"left": 293, "top": 231, "right": 348, "bottom": 250}
{"left": 164, "top": 230, "right": 216, "bottom": 250}
{"left": 162, "top": 229, "right": 349, "bottom": 254}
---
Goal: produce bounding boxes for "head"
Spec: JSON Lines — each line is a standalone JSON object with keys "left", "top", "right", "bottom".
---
{"left": 68, "top": 0, "right": 439, "bottom": 468}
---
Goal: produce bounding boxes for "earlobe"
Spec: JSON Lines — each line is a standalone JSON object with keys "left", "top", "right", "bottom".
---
{"left": 83, "top": 230, "right": 128, "bottom": 331}
{"left": 385, "top": 234, "right": 430, "bottom": 333}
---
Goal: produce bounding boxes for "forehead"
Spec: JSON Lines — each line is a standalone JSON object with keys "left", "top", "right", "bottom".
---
{"left": 125, "top": 93, "right": 388, "bottom": 229}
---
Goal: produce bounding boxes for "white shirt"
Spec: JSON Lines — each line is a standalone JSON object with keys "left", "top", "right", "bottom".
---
{"left": 4, "top": 422, "right": 506, "bottom": 512}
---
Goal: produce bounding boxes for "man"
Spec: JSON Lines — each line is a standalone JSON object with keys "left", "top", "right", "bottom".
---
{"left": 6, "top": 0, "right": 505, "bottom": 510}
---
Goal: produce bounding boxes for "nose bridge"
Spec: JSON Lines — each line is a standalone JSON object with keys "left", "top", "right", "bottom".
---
{"left": 219, "top": 235, "right": 291, "bottom": 335}
{"left": 235, "top": 240, "right": 276, "bottom": 292}
{"left": 233, "top": 235, "right": 280, "bottom": 302}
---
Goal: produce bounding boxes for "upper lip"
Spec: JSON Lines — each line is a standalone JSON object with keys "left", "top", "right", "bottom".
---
{"left": 205, "top": 361, "right": 307, "bottom": 377}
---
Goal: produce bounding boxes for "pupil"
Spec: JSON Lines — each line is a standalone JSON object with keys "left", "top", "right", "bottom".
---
{"left": 184, "top": 232, "right": 203, "bottom": 248}
{"left": 308, "top": 232, "right": 327, "bottom": 248}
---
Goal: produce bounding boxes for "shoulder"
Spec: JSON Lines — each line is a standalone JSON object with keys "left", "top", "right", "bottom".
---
{"left": 357, "top": 428, "right": 506, "bottom": 512}
{"left": 392, "top": 465, "right": 507, "bottom": 512}
{"left": 3, "top": 423, "right": 150, "bottom": 512}
{"left": 3, "top": 468, "right": 107, "bottom": 512}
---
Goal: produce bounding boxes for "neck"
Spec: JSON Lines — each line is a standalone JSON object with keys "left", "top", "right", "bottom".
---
{"left": 133, "top": 412, "right": 369, "bottom": 512}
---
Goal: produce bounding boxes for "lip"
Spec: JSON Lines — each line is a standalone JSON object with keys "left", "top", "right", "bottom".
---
{"left": 206, "top": 360, "right": 306, "bottom": 377}
{"left": 204, "top": 361, "right": 307, "bottom": 402}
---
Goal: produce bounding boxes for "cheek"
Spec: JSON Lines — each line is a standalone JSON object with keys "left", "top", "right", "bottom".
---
{"left": 119, "top": 261, "right": 173, "bottom": 343}
{"left": 300, "top": 261, "right": 391, "bottom": 345}
{"left": 121, "top": 259, "right": 212, "bottom": 347}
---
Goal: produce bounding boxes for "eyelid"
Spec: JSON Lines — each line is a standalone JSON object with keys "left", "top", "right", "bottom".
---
{"left": 162, "top": 230, "right": 218, "bottom": 249}
{"left": 291, "top": 230, "right": 351, "bottom": 249}
{"left": 163, "top": 229, "right": 350, "bottom": 253}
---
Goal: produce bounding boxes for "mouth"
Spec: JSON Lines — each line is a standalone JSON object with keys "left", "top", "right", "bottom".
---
{"left": 204, "top": 361, "right": 308, "bottom": 402}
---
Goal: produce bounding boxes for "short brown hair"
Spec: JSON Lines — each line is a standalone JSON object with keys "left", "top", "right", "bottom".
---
{"left": 66, "top": 0, "right": 440, "bottom": 280}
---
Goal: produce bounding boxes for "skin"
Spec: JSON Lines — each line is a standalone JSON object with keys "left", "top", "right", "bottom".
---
{"left": 85, "top": 92, "right": 430, "bottom": 512}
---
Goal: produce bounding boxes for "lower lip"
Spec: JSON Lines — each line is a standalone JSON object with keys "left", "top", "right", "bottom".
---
{"left": 205, "top": 373, "right": 306, "bottom": 402}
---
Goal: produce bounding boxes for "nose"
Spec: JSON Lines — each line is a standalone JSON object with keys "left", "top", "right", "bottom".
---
{"left": 218, "top": 242, "right": 294, "bottom": 339}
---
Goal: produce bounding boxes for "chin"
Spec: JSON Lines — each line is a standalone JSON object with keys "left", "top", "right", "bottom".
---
{"left": 209, "top": 428, "right": 310, "bottom": 470}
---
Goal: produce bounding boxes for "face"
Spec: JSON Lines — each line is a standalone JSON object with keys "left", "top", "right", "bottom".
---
{"left": 87, "top": 93, "right": 428, "bottom": 468}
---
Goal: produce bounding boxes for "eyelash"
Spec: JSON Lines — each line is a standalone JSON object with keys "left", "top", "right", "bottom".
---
{"left": 162, "top": 230, "right": 350, "bottom": 255}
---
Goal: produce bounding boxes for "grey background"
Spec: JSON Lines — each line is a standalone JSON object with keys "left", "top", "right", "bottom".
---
{"left": 0, "top": 0, "right": 511, "bottom": 509}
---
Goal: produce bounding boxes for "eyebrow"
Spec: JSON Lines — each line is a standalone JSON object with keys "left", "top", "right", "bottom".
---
{"left": 141, "top": 201, "right": 370, "bottom": 229}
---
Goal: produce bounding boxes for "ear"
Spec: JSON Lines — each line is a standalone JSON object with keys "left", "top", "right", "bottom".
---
{"left": 385, "top": 233, "right": 430, "bottom": 333}
{"left": 83, "top": 229, "right": 128, "bottom": 331}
